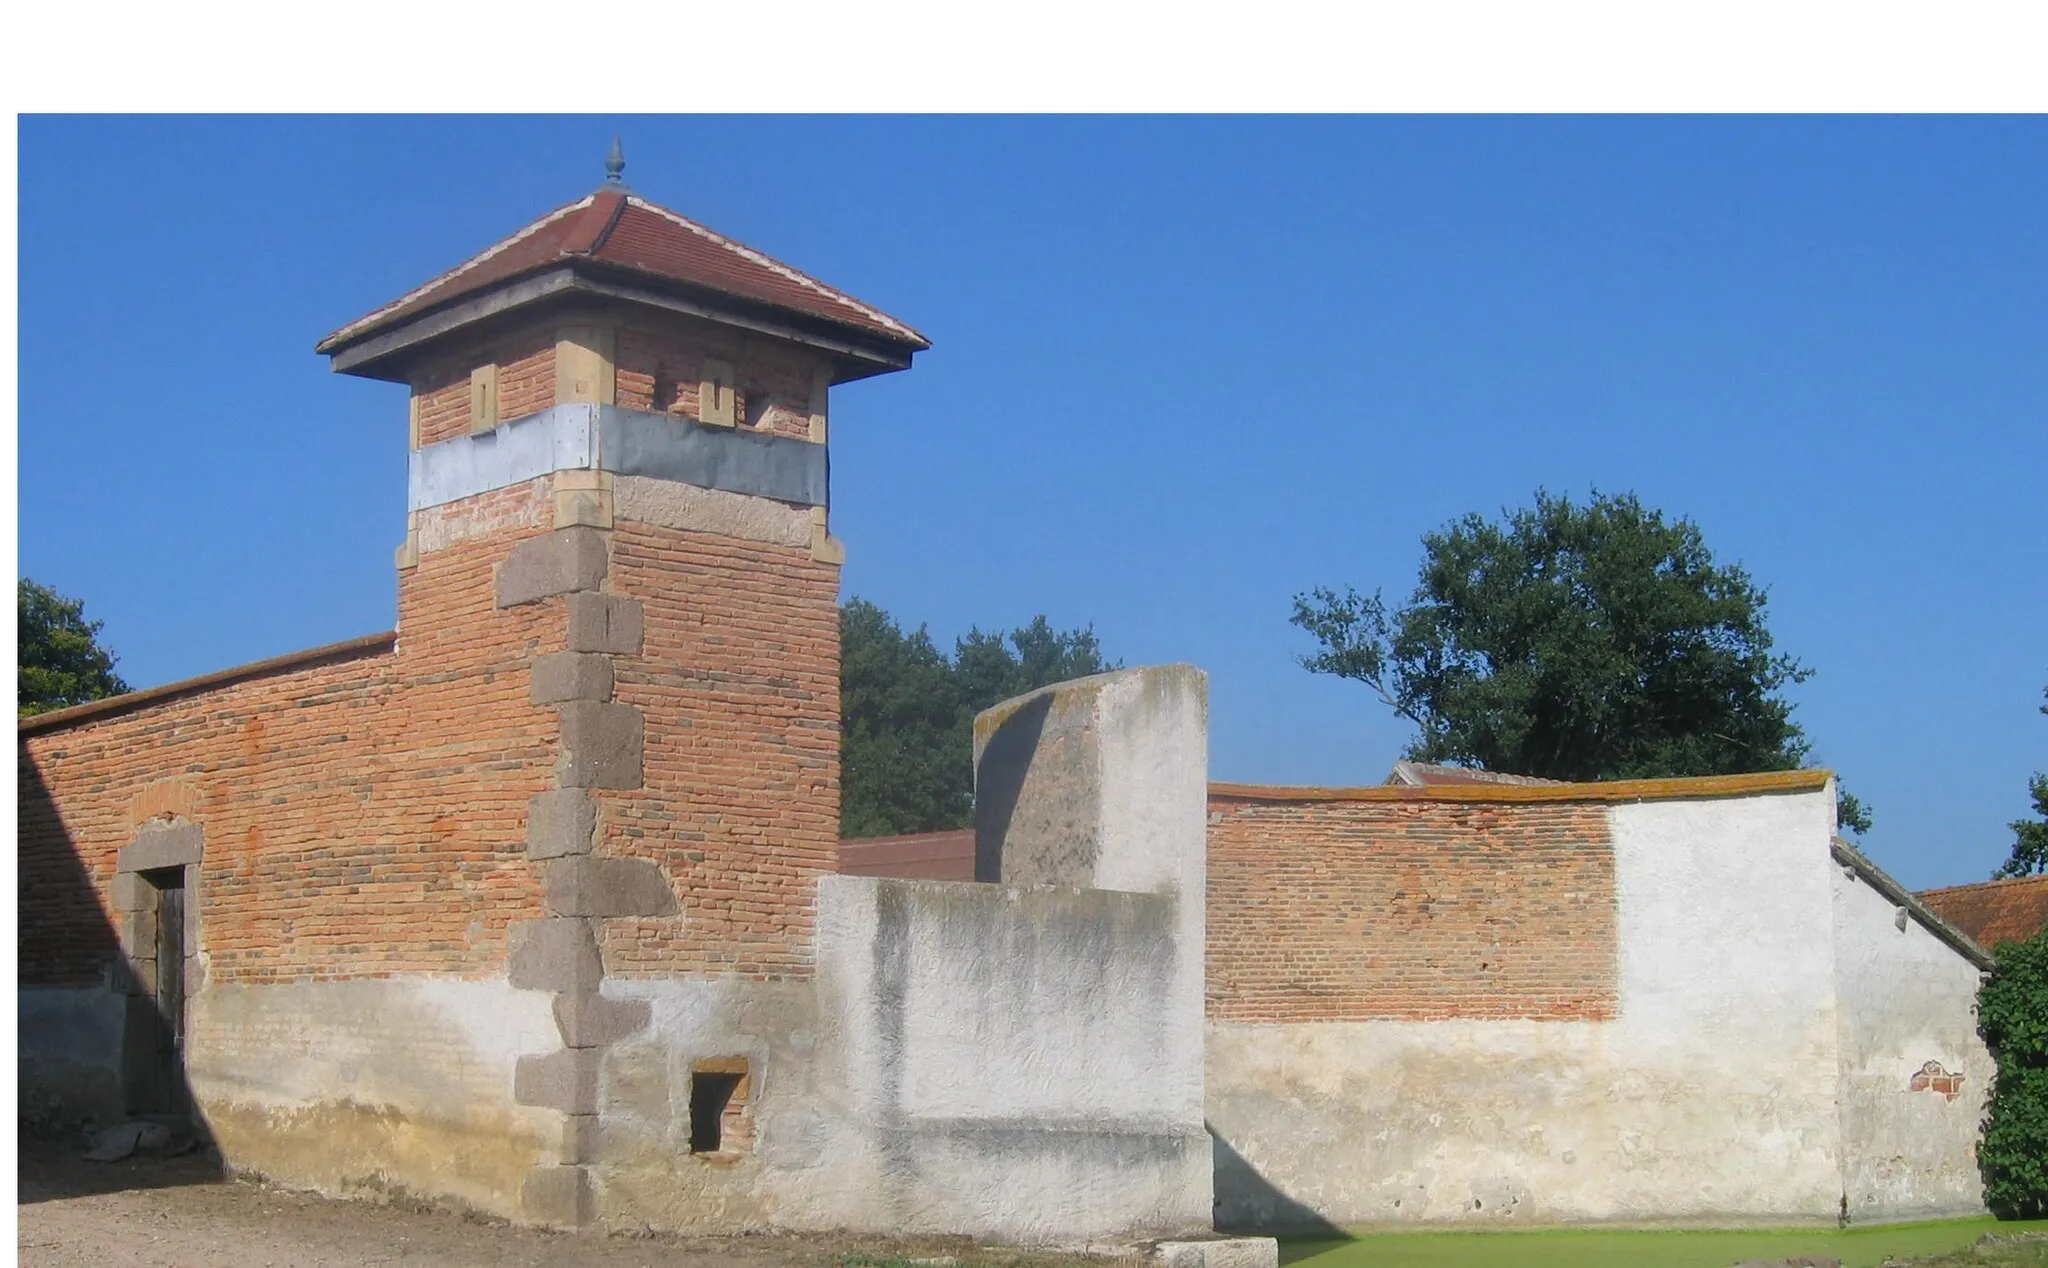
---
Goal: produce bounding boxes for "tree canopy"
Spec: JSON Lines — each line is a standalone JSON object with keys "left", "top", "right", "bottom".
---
{"left": 1291, "top": 489, "right": 1870, "bottom": 832}
{"left": 1994, "top": 686, "right": 2048, "bottom": 879}
{"left": 19, "top": 579, "right": 129, "bottom": 717}
{"left": 840, "top": 598, "right": 1114, "bottom": 839}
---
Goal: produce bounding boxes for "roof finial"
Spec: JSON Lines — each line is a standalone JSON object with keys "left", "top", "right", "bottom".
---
{"left": 604, "top": 135, "right": 626, "bottom": 186}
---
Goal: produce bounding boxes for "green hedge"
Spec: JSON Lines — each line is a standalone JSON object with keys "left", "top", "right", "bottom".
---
{"left": 1981, "top": 926, "right": 2048, "bottom": 1217}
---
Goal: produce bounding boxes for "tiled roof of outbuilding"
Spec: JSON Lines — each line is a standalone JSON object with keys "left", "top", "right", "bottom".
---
{"left": 1388, "top": 761, "right": 1567, "bottom": 788}
{"left": 316, "top": 188, "right": 929, "bottom": 355}
{"left": 838, "top": 830, "right": 976, "bottom": 882}
{"left": 1917, "top": 874, "right": 2048, "bottom": 949}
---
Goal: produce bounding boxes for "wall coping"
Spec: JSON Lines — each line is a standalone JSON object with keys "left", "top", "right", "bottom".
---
{"left": 1207, "top": 768, "right": 1832, "bottom": 805}
{"left": 1831, "top": 835, "right": 1994, "bottom": 970}
{"left": 17, "top": 631, "right": 396, "bottom": 737}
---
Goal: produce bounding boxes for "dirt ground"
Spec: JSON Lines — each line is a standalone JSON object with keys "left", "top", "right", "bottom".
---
{"left": 15, "top": 1133, "right": 1116, "bottom": 1268}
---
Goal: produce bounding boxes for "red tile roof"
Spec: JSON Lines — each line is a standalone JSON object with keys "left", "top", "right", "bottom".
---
{"left": 1388, "top": 761, "right": 1567, "bottom": 788}
{"left": 838, "top": 830, "right": 975, "bottom": 882}
{"left": 1918, "top": 875, "right": 2048, "bottom": 950}
{"left": 317, "top": 188, "right": 928, "bottom": 356}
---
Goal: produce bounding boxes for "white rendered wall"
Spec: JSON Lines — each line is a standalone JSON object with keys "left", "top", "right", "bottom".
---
{"left": 188, "top": 978, "right": 562, "bottom": 1219}
{"left": 1831, "top": 862, "right": 1991, "bottom": 1220}
{"left": 1209, "top": 788, "right": 1850, "bottom": 1229}
{"left": 589, "top": 665, "right": 1213, "bottom": 1243}
{"left": 589, "top": 882, "right": 1210, "bottom": 1244}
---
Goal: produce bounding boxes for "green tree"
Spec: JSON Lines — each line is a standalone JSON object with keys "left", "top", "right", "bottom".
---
{"left": 1993, "top": 686, "right": 2048, "bottom": 879}
{"left": 840, "top": 599, "right": 1115, "bottom": 838}
{"left": 840, "top": 599, "right": 970, "bottom": 838}
{"left": 953, "top": 615, "right": 1114, "bottom": 719}
{"left": 1979, "top": 924, "right": 2048, "bottom": 1217}
{"left": 1291, "top": 490, "right": 1871, "bottom": 832}
{"left": 19, "top": 579, "right": 129, "bottom": 717}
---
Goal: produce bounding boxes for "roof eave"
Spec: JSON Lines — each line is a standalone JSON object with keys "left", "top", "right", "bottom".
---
{"left": 320, "top": 262, "right": 926, "bottom": 385}
{"left": 1832, "top": 836, "right": 1994, "bottom": 970}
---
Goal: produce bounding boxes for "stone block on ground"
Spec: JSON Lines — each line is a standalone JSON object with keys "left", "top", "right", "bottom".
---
{"left": 1155, "top": 1240, "right": 1279, "bottom": 1268}
{"left": 83, "top": 1120, "right": 172, "bottom": 1163}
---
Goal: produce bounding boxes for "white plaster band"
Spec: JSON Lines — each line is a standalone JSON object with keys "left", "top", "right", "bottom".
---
{"left": 408, "top": 404, "right": 827, "bottom": 512}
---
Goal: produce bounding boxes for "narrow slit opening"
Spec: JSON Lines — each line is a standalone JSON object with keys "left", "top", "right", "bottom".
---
{"left": 689, "top": 1070, "right": 745, "bottom": 1153}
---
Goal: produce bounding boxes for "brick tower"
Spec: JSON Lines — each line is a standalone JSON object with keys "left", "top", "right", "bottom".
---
{"left": 315, "top": 148, "right": 928, "bottom": 1225}
{"left": 23, "top": 146, "right": 1218, "bottom": 1243}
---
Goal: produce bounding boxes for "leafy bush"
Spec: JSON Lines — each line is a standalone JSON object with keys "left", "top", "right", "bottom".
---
{"left": 1980, "top": 926, "right": 2048, "bottom": 1217}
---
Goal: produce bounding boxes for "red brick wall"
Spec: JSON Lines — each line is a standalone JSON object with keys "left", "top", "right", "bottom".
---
{"left": 24, "top": 296, "right": 846, "bottom": 1004}
{"left": 403, "top": 316, "right": 822, "bottom": 446}
{"left": 412, "top": 326, "right": 556, "bottom": 447}
{"left": 1206, "top": 794, "right": 1619, "bottom": 1023}
{"left": 613, "top": 317, "right": 820, "bottom": 439}
{"left": 18, "top": 519, "right": 563, "bottom": 989}
{"left": 599, "top": 520, "right": 841, "bottom": 979}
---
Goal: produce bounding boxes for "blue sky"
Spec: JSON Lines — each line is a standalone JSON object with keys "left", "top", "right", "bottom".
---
{"left": 17, "top": 115, "right": 2045, "bottom": 890}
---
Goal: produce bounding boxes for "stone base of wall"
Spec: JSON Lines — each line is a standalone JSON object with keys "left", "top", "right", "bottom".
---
{"left": 1207, "top": 1018, "right": 1846, "bottom": 1231}
{"left": 186, "top": 979, "right": 562, "bottom": 1221}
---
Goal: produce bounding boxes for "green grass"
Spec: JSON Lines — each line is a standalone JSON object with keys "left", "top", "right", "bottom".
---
{"left": 1280, "top": 1219, "right": 2048, "bottom": 1268}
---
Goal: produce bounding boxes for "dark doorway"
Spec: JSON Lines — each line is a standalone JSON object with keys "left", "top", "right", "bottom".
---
{"left": 139, "top": 867, "right": 189, "bottom": 1117}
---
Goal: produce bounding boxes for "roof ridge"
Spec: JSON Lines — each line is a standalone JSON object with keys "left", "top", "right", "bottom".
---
{"left": 1919, "top": 873, "right": 2048, "bottom": 895}
{"left": 318, "top": 195, "right": 595, "bottom": 349}
{"left": 566, "top": 190, "right": 630, "bottom": 257}
{"left": 625, "top": 196, "right": 926, "bottom": 343}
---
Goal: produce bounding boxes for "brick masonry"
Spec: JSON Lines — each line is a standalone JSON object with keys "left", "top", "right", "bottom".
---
{"left": 598, "top": 521, "right": 840, "bottom": 979}
{"left": 414, "top": 327, "right": 556, "bottom": 448}
{"left": 407, "top": 314, "right": 822, "bottom": 450}
{"left": 18, "top": 305, "right": 844, "bottom": 1230}
{"left": 1205, "top": 793, "right": 1620, "bottom": 1023}
{"left": 20, "top": 521, "right": 563, "bottom": 990}
{"left": 613, "top": 315, "right": 822, "bottom": 440}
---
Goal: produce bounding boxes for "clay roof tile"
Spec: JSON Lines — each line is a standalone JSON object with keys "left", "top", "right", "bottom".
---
{"left": 1917, "top": 874, "right": 2048, "bottom": 949}
{"left": 317, "top": 190, "right": 927, "bottom": 357}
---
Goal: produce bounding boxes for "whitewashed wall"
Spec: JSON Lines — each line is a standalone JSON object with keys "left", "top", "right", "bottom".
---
{"left": 1210, "top": 787, "right": 1864, "bottom": 1228}
{"left": 188, "top": 978, "right": 563, "bottom": 1219}
{"left": 1831, "top": 853, "right": 1992, "bottom": 1220}
{"left": 590, "top": 665, "right": 1214, "bottom": 1243}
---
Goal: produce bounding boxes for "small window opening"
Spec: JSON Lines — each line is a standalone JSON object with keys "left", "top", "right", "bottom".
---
{"left": 743, "top": 392, "right": 774, "bottom": 431}
{"left": 689, "top": 1059, "right": 750, "bottom": 1155}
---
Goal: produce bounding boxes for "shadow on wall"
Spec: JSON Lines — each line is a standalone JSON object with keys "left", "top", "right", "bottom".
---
{"left": 973, "top": 691, "right": 1052, "bottom": 883}
{"left": 1210, "top": 1122, "right": 1347, "bottom": 1236}
{"left": 18, "top": 748, "right": 217, "bottom": 1197}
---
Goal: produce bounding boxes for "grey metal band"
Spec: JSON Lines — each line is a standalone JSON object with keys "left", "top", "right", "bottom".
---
{"left": 408, "top": 404, "right": 827, "bottom": 512}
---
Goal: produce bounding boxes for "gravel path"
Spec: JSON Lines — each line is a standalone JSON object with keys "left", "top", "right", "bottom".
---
{"left": 16, "top": 1134, "right": 1091, "bottom": 1268}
